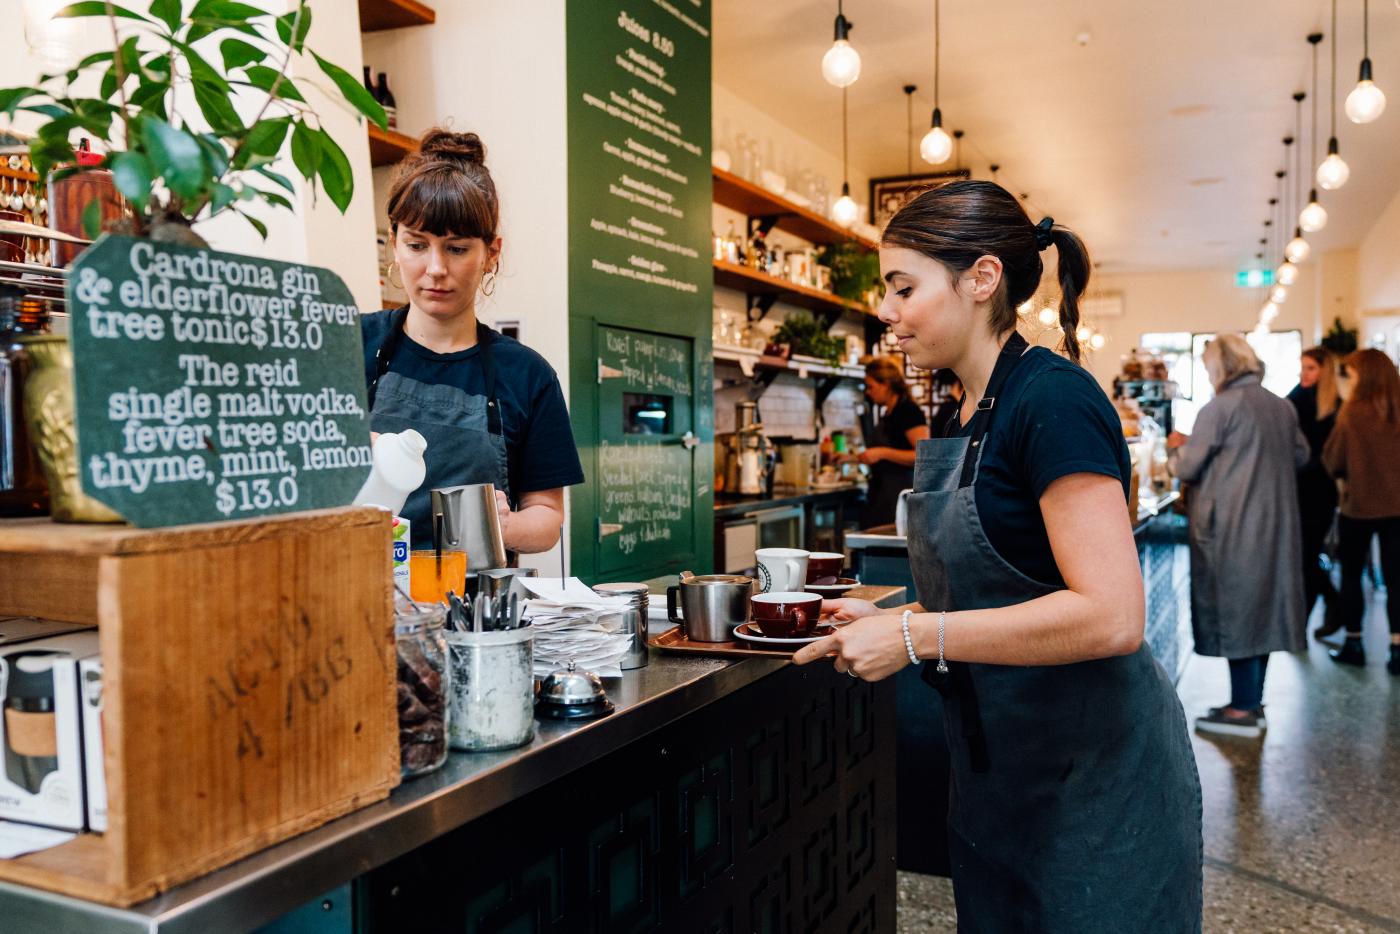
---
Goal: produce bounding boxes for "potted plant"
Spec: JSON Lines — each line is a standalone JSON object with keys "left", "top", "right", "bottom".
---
{"left": 0, "top": 0, "right": 386, "bottom": 245}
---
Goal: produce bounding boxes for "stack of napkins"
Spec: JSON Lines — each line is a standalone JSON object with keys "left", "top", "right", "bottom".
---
{"left": 519, "top": 578, "right": 635, "bottom": 678}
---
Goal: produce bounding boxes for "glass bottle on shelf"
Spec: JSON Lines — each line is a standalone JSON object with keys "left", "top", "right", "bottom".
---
{"left": 363, "top": 66, "right": 375, "bottom": 98}
{"left": 747, "top": 221, "right": 766, "bottom": 272}
{"left": 0, "top": 289, "right": 52, "bottom": 516}
{"left": 374, "top": 72, "right": 398, "bottom": 130}
{"left": 723, "top": 219, "right": 741, "bottom": 265}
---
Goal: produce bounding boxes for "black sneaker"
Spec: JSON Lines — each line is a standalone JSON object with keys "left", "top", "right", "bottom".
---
{"left": 1329, "top": 638, "right": 1367, "bottom": 667}
{"left": 1388, "top": 646, "right": 1400, "bottom": 676}
{"left": 1195, "top": 707, "right": 1264, "bottom": 738}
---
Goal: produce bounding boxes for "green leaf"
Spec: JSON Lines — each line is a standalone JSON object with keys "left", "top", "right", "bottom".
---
{"left": 313, "top": 127, "right": 353, "bottom": 213}
{"left": 244, "top": 116, "right": 291, "bottom": 157}
{"left": 118, "top": 35, "right": 142, "bottom": 80}
{"left": 275, "top": 4, "right": 312, "bottom": 51}
{"left": 249, "top": 186, "right": 294, "bottom": 211}
{"left": 0, "top": 87, "right": 43, "bottom": 118}
{"left": 253, "top": 165, "right": 296, "bottom": 194}
{"left": 177, "top": 42, "right": 231, "bottom": 93}
{"left": 310, "top": 50, "right": 386, "bottom": 129}
{"left": 289, "top": 120, "right": 321, "bottom": 179}
{"left": 54, "top": 2, "right": 153, "bottom": 23}
{"left": 73, "top": 51, "right": 115, "bottom": 71}
{"left": 210, "top": 183, "right": 238, "bottom": 213}
{"left": 196, "top": 1, "right": 270, "bottom": 20}
{"left": 237, "top": 210, "right": 268, "bottom": 239}
{"left": 219, "top": 38, "right": 265, "bottom": 73}
{"left": 149, "top": 0, "right": 181, "bottom": 31}
{"left": 141, "top": 117, "right": 208, "bottom": 200}
{"left": 192, "top": 81, "right": 243, "bottom": 136}
{"left": 129, "top": 80, "right": 168, "bottom": 113}
{"left": 195, "top": 133, "right": 230, "bottom": 176}
{"left": 81, "top": 198, "right": 103, "bottom": 239}
{"left": 29, "top": 138, "right": 77, "bottom": 183}
{"left": 243, "top": 65, "right": 304, "bottom": 103}
{"left": 110, "top": 151, "right": 153, "bottom": 205}
{"left": 99, "top": 66, "right": 118, "bottom": 101}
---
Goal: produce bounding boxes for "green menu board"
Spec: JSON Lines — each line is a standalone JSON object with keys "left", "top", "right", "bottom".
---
{"left": 566, "top": 0, "right": 714, "bottom": 581}
{"left": 68, "top": 235, "right": 372, "bottom": 527}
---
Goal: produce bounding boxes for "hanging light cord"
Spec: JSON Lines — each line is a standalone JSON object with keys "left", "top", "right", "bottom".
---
{"left": 1364, "top": 0, "right": 1370, "bottom": 58}
{"left": 842, "top": 86, "right": 849, "bottom": 184}
{"left": 906, "top": 90, "right": 913, "bottom": 175}
{"left": 934, "top": 0, "right": 941, "bottom": 108}
{"left": 1311, "top": 43, "right": 1320, "bottom": 166}
{"left": 1295, "top": 100, "right": 1303, "bottom": 218}
{"left": 1330, "top": 0, "right": 1339, "bottom": 137}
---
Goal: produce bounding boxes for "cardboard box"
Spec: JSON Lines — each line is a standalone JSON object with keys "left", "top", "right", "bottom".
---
{"left": 0, "top": 617, "right": 92, "bottom": 647}
{"left": 0, "top": 631, "right": 100, "bottom": 830}
{"left": 78, "top": 656, "right": 105, "bottom": 833}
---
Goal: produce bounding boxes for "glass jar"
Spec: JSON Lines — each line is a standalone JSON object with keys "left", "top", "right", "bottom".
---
{"left": 395, "top": 597, "right": 449, "bottom": 778}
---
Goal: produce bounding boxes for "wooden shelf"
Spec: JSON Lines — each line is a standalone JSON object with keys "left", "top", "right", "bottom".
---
{"left": 368, "top": 125, "right": 418, "bottom": 167}
{"left": 712, "top": 167, "right": 877, "bottom": 251}
{"left": 358, "top": 0, "right": 435, "bottom": 31}
{"left": 713, "top": 260, "right": 871, "bottom": 318}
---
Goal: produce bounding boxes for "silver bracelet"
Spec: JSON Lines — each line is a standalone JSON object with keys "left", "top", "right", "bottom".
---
{"left": 936, "top": 611, "right": 948, "bottom": 674}
{"left": 900, "top": 610, "right": 919, "bottom": 666}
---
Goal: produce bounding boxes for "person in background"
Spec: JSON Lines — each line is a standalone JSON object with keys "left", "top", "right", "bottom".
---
{"left": 1321, "top": 349, "right": 1400, "bottom": 674}
{"left": 1168, "top": 334, "right": 1308, "bottom": 737}
{"left": 361, "top": 129, "right": 584, "bottom": 552}
{"left": 1288, "top": 347, "right": 1342, "bottom": 637}
{"left": 927, "top": 369, "right": 964, "bottom": 436}
{"left": 856, "top": 356, "right": 930, "bottom": 526}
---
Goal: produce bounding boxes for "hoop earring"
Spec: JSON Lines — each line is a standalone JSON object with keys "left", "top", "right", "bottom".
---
{"left": 482, "top": 270, "right": 497, "bottom": 296}
{"left": 386, "top": 262, "right": 403, "bottom": 290}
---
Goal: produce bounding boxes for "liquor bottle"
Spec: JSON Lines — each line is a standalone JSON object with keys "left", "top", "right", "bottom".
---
{"left": 363, "top": 66, "right": 374, "bottom": 98}
{"left": 375, "top": 72, "right": 398, "bottom": 129}
{"left": 747, "top": 221, "right": 766, "bottom": 272}
{"left": 723, "top": 220, "right": 741, "bottom": 265}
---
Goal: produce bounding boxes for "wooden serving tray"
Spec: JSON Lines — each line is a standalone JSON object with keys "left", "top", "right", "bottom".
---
{"left": 648, "top": 584, "right": 907, "bottom": 658}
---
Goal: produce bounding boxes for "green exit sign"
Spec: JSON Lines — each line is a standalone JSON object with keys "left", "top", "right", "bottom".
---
{"left": 1236, "top": 269, "right": 1274, "bottom": 288}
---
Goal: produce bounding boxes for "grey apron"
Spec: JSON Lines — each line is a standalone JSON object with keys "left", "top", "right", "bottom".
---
{"left": 906, "top": 333, "right": 1202, "bottom": 933}
{"left": 367, "top": 309, "right": 510, "bottom": 550}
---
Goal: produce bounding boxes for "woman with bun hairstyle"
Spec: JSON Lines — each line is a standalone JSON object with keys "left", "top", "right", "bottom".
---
{"left": 794, "top": 181, "right": 1201, "bottom": 931}
{"left": 361, "top": 129, "right": 584, "bottom": 552}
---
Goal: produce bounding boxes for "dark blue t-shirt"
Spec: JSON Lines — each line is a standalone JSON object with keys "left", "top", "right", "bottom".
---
{"left": 948, "top": 346, "right": 1130, "bottom": 586}
{"left": 360, "top": 311, "right": 585, "bottom": 502}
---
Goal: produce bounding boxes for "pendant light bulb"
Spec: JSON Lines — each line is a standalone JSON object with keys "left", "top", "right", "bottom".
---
{"left": 1037, "top": 307, "right": 1057, "bottom": 326}
{"left": 1090, "top": 333, "right": 1107, "bottom": 351}
{"left": 1276, "top": 260, "right": 1299, "bottom": 285}
{"left": 1075, "top": 324, "right": 1093, "bottom": 344}
{"left": 821, "top": 13, "right": 861, "bottom": 87}
{"left": 1260, "top": 303, "right": 1280, "bottom": 324}
{"left": 1285, "top": 228, "right": 1311, "bottom": 263}
{"left": 832, "top": 182, "right": 859, "bottom": 227}
{"left": 1270, "top": 284, "right": 1289, "bottom": 304}
{"left": 1316, "top": 139, "right": 1350, "bottom": 190}
{"left": 1346, "top": 62, "right": 1386, "bottom": 123}
{"left": 920, "top": 108, "right": 953, "bottom": 164}
{"left": 1298, "top": 190, "right": 1328, "bottom": 232}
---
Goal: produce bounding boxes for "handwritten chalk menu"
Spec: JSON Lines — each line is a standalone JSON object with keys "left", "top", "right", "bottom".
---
{"left": 567, "top": 0, "right": 713, "bottom": 579}
{"left": 596, "top": 326, "right": 693, "bottom": 568}
{"left": 67, "top": 235, "right": 371, "bottom": 527}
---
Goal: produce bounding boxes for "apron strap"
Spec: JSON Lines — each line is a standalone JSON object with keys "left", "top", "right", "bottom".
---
{"left": 367, "top": 307, "right": 503, "bottom": 438}
{"left": 957, "top": 331, "right": 1031, "bottom": 489}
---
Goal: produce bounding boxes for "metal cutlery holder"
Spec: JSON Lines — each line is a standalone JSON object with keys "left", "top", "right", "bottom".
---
{"left": 445, "top": 626, "right": 535, "bottom": 752}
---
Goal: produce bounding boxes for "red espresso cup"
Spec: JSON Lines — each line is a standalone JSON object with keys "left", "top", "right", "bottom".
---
{"left": 750, "top": 591, "right": 823, "bottom": 638}
{"left": 805, "top": 552, "right": 845, "bottom": 584}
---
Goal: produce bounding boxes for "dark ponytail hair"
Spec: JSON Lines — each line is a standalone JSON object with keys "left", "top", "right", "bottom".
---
{"left": 881, "top": 180, "right": 1093, "bottom": 364}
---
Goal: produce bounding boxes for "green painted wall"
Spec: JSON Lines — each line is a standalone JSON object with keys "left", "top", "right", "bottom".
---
{"left": 566, "top": 0, "right": 713, "bottom": 583}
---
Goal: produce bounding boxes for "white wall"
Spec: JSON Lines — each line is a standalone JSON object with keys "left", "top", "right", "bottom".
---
{"left": 1357, "top": 185, "right": 1400, "bottom": 316}
{"left": 1078, "top": 253, "right": 1358, "bottom": 389}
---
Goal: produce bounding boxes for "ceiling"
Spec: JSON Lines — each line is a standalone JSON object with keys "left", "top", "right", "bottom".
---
{"left": 713, "top": 0, "right": 1400, "bottom": 272}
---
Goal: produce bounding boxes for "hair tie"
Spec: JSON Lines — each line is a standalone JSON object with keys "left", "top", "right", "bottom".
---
{"left": 1033, "top": 217, "right": 1055, "bottom": 251}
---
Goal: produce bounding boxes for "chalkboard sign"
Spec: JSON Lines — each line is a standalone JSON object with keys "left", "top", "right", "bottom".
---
{"left": 67, "top": 235, "right": 371, "bottom": 527}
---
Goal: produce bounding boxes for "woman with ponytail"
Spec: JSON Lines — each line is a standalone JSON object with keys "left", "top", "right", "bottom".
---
{"left": 794, "top": 181, "right": 1201, "bottom": 931}
{"left": 361, "top": 128, "right": 583, "bottom": 553}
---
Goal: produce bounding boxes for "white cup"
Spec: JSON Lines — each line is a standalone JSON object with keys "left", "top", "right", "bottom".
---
{"left": 755, "top": 547, "right": 809, "bottom": 593}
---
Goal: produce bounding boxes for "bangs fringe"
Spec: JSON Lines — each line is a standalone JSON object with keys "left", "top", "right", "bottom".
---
{"left": 388, "top": 163, "right": 497, "bottom": 240}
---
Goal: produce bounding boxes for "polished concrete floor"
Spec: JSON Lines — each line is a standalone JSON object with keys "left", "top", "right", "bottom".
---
{"left": 896, "top": 584, "right": 1400, "bottom": 933}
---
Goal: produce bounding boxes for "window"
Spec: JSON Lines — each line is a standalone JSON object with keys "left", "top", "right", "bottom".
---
{"left": 1138, "top": 330, "right": 1302, "bottom": 434}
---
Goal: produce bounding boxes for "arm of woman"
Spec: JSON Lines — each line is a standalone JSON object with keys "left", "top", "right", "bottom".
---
{"left": 498, "top": 488, "right": 565, "bottom": 553}
{"left": 1321, "top": 418, "right": 1347, "bottom": 478}
{"left": 857, "top": 425, "right": 929, "bottom": 467}
{"left": 794, "top": 472, "right": 1143, "bottom": 679}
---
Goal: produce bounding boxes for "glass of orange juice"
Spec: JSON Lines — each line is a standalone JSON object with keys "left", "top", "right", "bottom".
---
{"left": 409, "top": 550, "right": 468, "bottom": 604}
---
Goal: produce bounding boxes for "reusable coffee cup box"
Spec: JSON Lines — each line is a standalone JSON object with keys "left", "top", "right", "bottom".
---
{"left": 392, "top": 515, "right": 411, "bottom": 594}
{"left": 79, "top": 654, "right": 106, "bottom": 833}
{"left": 0, "top": 629, "right": 100, "bottom": 830}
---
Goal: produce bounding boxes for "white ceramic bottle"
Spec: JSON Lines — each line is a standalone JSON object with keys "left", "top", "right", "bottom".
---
{"left": 353, "top": 429, "right": 428, "bottom": 516}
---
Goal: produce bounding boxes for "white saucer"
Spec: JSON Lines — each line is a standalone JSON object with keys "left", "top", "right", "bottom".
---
{"left": 804, "top": 578, "right": 860, "bottom": 596}
{"left": 732, "top": 622, "right": 837, "bottom": 645}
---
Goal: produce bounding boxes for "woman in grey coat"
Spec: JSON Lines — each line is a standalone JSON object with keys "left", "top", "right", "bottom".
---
{"left": 1168, "top": 334, "right": 1309, "bottom": 738}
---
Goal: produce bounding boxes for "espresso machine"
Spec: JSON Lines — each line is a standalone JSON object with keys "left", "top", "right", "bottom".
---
{"left": 720, "top": 402, "right": 775, "bottom": 496}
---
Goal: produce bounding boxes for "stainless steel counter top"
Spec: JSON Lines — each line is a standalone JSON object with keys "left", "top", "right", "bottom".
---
{"left": 0, "top": 648, "right": 788, "bottom": 934}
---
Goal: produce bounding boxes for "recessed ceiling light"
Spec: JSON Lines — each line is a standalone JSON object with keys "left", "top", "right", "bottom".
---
{"left": 1075, "top": 30, "right": 1092, "bottom": 46}
{"left": 1188, "top": 177, "right": 1224, "bottom": 187}
{"left": 1168, "top": 104, "right": 1214, "bottom": 118}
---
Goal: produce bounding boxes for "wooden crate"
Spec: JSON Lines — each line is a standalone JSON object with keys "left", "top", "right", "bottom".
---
{"left": 0, "top": 507, "right": 399, "bottom": 906}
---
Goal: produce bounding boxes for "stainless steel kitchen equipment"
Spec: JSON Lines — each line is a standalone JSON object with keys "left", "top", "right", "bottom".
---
{"left": 430, "top": 483, "right": 507, "bottom": 571}
{"left": 665, "top": 574, "right": 755, "bottom": 642}
{"left": 590, "top": 582, "right": 650, "bottom": 670}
